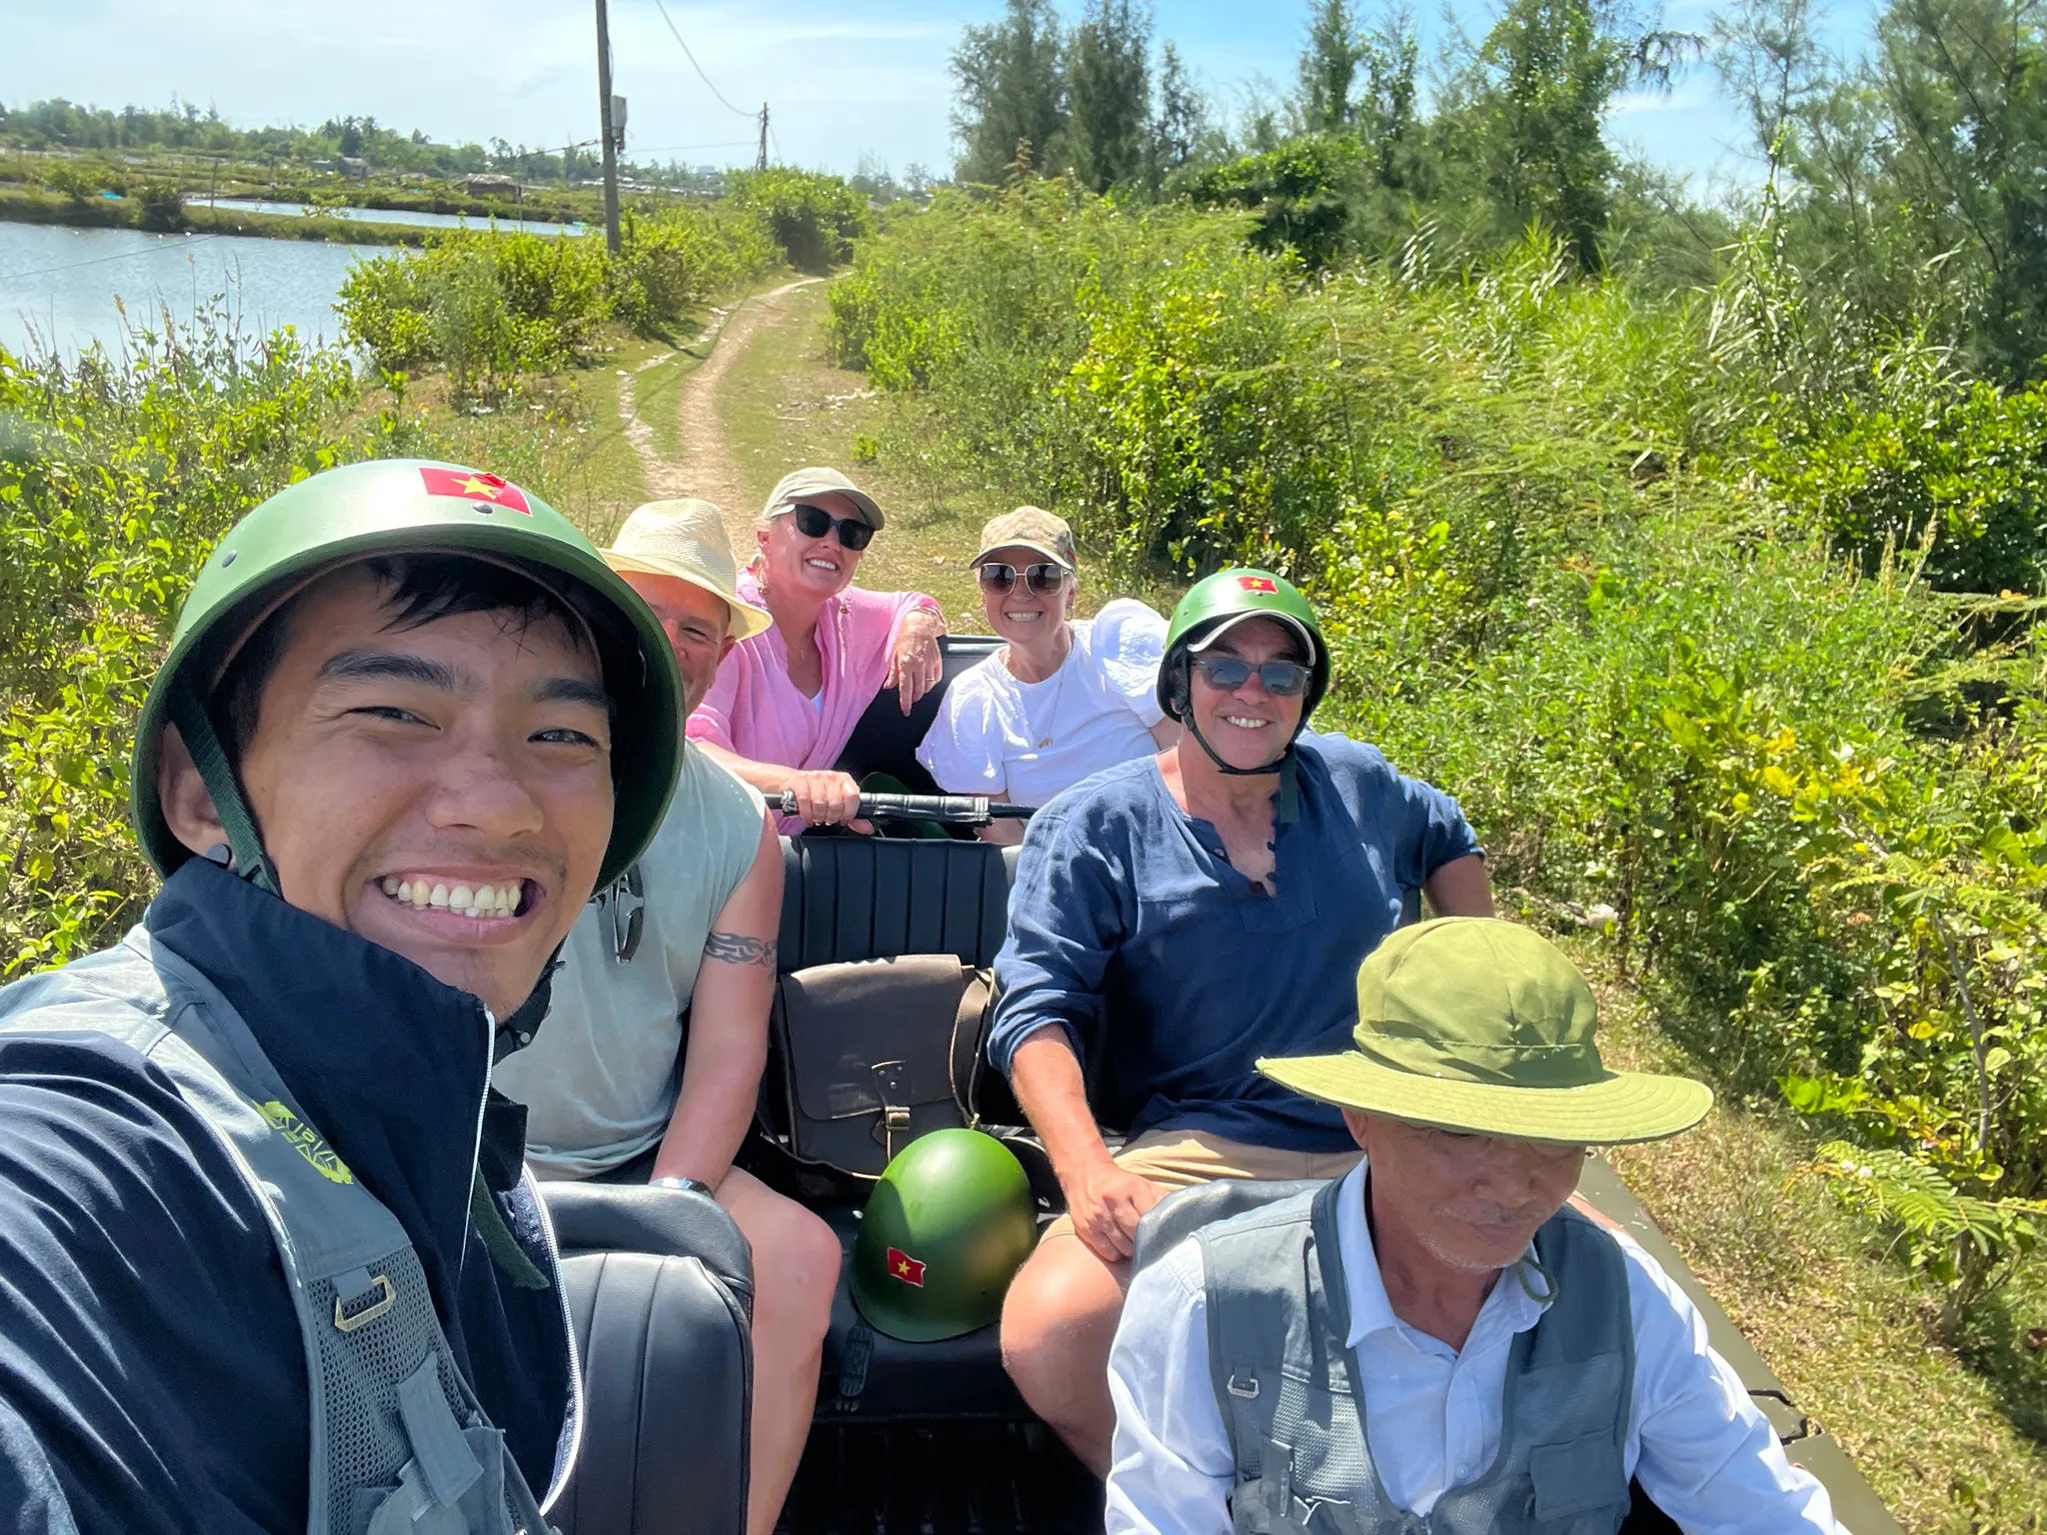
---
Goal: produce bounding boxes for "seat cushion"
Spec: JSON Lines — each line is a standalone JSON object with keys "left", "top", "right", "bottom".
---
{"left": 552, "top": 1250, "right": 752, "bottom": 1535}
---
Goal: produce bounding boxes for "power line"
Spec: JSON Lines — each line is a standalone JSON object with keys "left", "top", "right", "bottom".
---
{"left": 649, "top": 0, "right": 758, "bottom": 118}
{"left": 630, "top": 141, "right": 757, "bottom": 153}
{"left": 7, "top": 233, "right": 226, "bottom": 282}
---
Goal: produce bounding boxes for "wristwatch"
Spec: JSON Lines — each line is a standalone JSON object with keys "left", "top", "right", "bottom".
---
{"left": 650, "top": 1176, "right": 715, "bottom": 1198}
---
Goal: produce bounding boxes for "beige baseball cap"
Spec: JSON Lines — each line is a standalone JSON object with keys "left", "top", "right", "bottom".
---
{"left": 602, "top": 498, "right": 772, "bottom": 641}
{"left": 972, "top": 506, "right": 1077, "bottom": 573}
{"left": 765, "top": 467, "right": 886, "bottom": 530}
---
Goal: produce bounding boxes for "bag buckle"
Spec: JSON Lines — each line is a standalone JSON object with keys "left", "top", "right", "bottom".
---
{"left": 334, "top": 1270, "right": 397, "bottom": 1333}
{"left": 871, "top": 1060, "right": 912, "bottom": 1160}
{"left": 1227, "top": 1372, "right": 1261, "bottom": 1399}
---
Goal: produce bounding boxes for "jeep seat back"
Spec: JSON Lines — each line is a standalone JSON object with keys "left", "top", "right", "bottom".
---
{"left": 544, "top": 1184, "right": 755, "bottom": 1535}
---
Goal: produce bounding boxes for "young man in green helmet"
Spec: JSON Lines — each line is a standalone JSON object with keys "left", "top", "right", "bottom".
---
{"left": 990, "top": 568, "right": 1495, "bottom": 1473}
{"left": 0, "top": 460, "right": 684, "bottom": 1534}
{"left": 1108, "top": 918, "right": 1846, "bottom": 1534}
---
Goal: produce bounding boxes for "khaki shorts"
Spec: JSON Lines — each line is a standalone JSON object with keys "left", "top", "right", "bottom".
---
{"left": 1040, "top": 1128, "right": 1362, "bottom": 1242}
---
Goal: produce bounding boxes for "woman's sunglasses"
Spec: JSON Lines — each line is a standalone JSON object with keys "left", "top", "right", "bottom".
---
{"left": 978, "top": 562, "right": 1068, "bottom": 595}
{"left": 1190, "top": 654, "right": 1311, "bottom": 696}
{"left": 781, "top": 502, "right": 875, "bottom": 551}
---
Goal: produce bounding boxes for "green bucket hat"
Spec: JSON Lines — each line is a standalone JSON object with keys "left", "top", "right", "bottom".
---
{"left": 1258, "top": 918, "right": 1712, "bottom": 1146}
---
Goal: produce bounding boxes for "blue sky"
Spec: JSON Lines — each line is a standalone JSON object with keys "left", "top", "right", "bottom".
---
{"left": 2, "top": 0, "right": 1882, "bottom": 192}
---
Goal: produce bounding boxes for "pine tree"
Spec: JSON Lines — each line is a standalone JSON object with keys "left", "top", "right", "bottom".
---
{"left": 1298, "top": 0, "right": 1365, "bottom": 131}
{"left": 1063, "top": 0, "right": 1156, "bottom": 191}
{"left": 951, "top": 0, "right": 1069, "bottom": 185}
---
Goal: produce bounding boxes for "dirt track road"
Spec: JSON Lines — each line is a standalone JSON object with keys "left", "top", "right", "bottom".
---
{"left": 615, "top": 277, "right": 824, "bottom": 548}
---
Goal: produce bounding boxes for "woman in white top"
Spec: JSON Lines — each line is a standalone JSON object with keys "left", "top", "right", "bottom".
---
{"left": 918, "top": 507, "right": 1180, "bottom": 843}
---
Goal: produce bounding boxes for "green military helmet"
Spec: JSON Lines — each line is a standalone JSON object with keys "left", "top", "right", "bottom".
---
{"left": 850, "top": 1129, "right": 1038, "bottom": 1343}
{"left": 1156, "top": 567, "right": 1330, "bottom": 726}
{"left": 131, "top": 458, "right": 684, "bottom": 891}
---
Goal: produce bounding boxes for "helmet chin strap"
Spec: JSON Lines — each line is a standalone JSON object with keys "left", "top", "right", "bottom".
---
{"left": 169, "top": 678, "right": 279, "bottom": 895}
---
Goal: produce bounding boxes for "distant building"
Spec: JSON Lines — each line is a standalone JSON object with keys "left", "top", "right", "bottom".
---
{"left": 338, "top": 157, "right": 368, "bottom": 178}
{"left": 464, "top": 173, "right": 521, "bottom": 198}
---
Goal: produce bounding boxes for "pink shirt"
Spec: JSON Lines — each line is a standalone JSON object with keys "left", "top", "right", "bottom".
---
{"left": 688, "top": 569, "right": 942, "bottom": 833}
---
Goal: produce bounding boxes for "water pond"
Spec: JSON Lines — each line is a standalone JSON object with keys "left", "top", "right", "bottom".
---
{"left": 206, "top": 198, "right": 589, "bottom": 236}
{"left": 0, "top": 221, "right": 388, "bottom": 358}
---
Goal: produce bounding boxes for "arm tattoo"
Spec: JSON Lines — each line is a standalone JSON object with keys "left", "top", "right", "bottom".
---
{"left": 703, "top": 930, "right": 778, "bottom": 968}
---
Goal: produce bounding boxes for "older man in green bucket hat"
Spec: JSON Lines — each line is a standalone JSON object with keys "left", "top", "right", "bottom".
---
{"left": 1105, "top": 918, "right": 1849, "bottom": 1534}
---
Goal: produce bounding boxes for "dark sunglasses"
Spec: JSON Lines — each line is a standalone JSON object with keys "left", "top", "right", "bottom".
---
{"left": 978, "top": 561, "right": 1068, "bottom": 595}
{"left": 1190, "top": 654, "right": 1311, "bottom": 697}
{"left": 784, "top": 502, "right": 875, "bottom": 551}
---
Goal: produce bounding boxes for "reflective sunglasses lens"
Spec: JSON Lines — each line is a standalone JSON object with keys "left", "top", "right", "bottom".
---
{"left": 790, "top": 504, "right": 833, "bottom": 538}
{"left": 1261, "top": 663, "right": 1308, "bottom": 696}
{"left": 1195, "top": 657, "right": 1252, "bottom": 689}
{"left": 1025, "top": 564, "right": 1066, "bottom": 595}
{"left": 978, "top": 563, "right": 1018, "bottom": 591}
{"left": 836, "top": 518, "right": 875, "bottom": 551}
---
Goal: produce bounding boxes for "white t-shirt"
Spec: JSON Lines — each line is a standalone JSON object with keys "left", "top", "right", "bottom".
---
{"left": 917, "top": 598, "right": 1168, "bottom": 807}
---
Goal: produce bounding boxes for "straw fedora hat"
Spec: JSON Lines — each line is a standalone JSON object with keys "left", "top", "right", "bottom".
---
{"left": 1259, "top": 918, "right": 1712, "bottom": 1146}
{"left": 602, "top": 499, "right": 771, "bottom": 641}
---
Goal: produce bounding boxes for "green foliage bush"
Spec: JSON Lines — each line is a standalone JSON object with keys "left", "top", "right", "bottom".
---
{"left": 135, "top": 181, "right": 186, "bottom": 233}
{"left": 0, "top": 307, "right": 359, "bottom": 976}
{"left": 728, "top": 168, "right": 870, "bottom": 273}
{"left": 338, "top": 203, "right": 781, "bottom": 398}
{"left": 839, "top": 187, "right": 2047, "bottom": 1324}
{"left": 1173, "top": 136, "right": 1364, "bottom": 269}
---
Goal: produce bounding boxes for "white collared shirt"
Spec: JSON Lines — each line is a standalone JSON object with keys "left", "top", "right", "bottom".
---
{"left": 1106, "top": 1161, "right": 1848, "bottom": 1535}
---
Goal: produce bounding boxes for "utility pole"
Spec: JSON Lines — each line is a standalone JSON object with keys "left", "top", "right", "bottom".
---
{"left": 594, "top": 0, "right": 622, "bottom": 253}
{"left": 757, "top": 104, "right": 769, "bottom": 172}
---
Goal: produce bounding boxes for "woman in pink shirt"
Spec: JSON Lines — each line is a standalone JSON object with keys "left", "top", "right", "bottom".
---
{"left": 689, "top": 467, "right": 947, "bottom": 833}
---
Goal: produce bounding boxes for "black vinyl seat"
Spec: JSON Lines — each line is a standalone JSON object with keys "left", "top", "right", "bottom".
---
{"left": 777, "top": 837, "right": 1016, "bottom": 971}
{"left": 544, "top": 1183, "right": 755, "bottom": 1535}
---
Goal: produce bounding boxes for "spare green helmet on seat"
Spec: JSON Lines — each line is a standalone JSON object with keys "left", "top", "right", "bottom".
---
{"left": 850, "top": 1129, "right": 1038, "bottom": 1342}
{"left": 130, "top": 458, "right": 685, "bottom": 893}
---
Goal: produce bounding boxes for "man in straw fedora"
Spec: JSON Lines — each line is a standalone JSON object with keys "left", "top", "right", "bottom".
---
{"left": 1104, "top": 918, "right": 1847, "bottom": 1534}
{"left": 494, "top": 499, "right": 841, "bottom": 1535}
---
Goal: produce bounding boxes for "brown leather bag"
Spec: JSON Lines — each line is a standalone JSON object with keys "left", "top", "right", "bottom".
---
{"left": 763, "top": 955, "right": 994, "bottom": 1179}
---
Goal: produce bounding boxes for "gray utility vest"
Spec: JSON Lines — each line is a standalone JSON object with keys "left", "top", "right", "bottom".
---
{"left": 0, "top": 930, "right": 565, "bottom": 1535}
{"left": 1199, "top": 1179, "right": 1634, "bottom": 1535}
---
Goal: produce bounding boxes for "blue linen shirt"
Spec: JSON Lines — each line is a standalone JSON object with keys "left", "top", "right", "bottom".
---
{"left": 988, "top": 732, "right": 1483, "bottom": 1152}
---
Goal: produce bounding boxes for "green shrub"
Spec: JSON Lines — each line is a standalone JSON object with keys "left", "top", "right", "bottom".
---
{"left": 1173, "top": 136, "right": 1364, "bottom": 268}
{"left": 729, "top": 168, "right": 869, "bottom": 273}
{"left": 135, "top": 181, "right": 186, "bottom": 232}
{"left": 0, "top": 306, "right": 359, "bottom": 976}
{"left": 338, "top": 204, "right": 780, "bottom": 396}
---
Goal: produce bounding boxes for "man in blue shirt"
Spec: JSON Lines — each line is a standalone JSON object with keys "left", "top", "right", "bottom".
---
{"left": 990, "top": 569, "right": 1492, "bottom": 1474}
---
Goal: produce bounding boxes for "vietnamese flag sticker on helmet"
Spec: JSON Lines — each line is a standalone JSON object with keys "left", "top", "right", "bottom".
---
{"left": 419, "top": 465, "right": 532, "bottom": 514}
{"left": 887, "top": 1248, "right": 927, "bottom": 1287}
{"left": 1236, "top": 574, "right": 1278, "bottom": 593}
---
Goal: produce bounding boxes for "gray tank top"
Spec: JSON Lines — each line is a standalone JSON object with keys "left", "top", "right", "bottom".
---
{"left": 495, "top": 746, "right": 767, "bottom": 1178}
